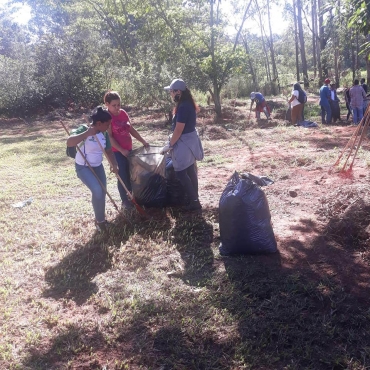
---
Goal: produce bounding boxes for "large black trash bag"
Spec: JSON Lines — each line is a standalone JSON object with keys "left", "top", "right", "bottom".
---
{"left": 219, "top": 172, "right": 277, "bottom": 255}
{"left": 129, "top": 146, "right": 167, "bottom": 207}
{"left": 165, "top": 157, "right": 190, "bottom": 206}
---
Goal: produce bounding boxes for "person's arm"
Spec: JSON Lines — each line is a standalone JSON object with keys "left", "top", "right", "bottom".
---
{"left": 129, "top": 125, "right": 149, "bottom": 148}
{"left": 105, "top": 147, "right": 119, "bottom": 174}
{"left": 170, "top": 122, "right": 186, "bottom": 147}
{"left": 326, "top": 87, "right": 331, "bottom": 100}
{"left": 288, "top": 93, "right": 296, "bottom": 104}
{"left": 67, "top": 126, "right": 96, "bottom": 147}
{"left": 107, "top": 124, "right": 130, "bottom": 157}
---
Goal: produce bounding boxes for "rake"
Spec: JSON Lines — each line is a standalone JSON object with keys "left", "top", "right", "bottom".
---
{"left": 60, "top": 121, "right": 124, "bottom": 217}
{"left": 93, "top": 134, "right": 147, "bottom": 217}
{"left": 330, "top": 105, "right": 370, "bottom": 172}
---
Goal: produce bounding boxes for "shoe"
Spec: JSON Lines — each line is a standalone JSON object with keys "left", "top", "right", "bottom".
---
{"left": 184, "top": 200, "right": 202, "bottom": 211}
{"left": 95, "top": 220, "right": 109, "bottom": 233}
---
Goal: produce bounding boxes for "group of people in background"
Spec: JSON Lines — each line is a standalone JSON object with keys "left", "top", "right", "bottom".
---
{"left": 320, "top": 77, "right": 369, "bottom": 125}
{"left": 67, "top": 79, "right": 203, "bottom": 233}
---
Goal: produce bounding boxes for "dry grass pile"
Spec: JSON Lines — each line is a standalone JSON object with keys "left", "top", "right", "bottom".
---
{"left": 318, "top": 184, "right": 370, "bottom": 248}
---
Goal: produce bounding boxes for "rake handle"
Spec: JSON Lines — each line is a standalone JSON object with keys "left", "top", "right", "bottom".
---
{"left": 347, "top": 113, "right": 370, "bottom": 170}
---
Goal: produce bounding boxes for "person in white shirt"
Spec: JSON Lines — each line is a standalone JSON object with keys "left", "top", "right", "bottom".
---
{"left": 67, "top": 107, "right": 118, "bottom": 232}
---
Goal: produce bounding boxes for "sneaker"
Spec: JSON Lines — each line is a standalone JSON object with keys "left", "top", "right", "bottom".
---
{"left": 95, "top": 220, "right": 109, "bottom": 233}
{"left": 184, "top": 200, "right": 202, "bottom": 211}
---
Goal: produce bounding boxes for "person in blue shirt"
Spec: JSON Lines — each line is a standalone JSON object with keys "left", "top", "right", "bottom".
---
{"left": 161, "top": 79, "right": 204, "bottom": 211}
{"left": 319, "top": 78, "right": 332, "bottom": 124}
{"left": 250, "top": 92, "right": 271, "bottom": 119}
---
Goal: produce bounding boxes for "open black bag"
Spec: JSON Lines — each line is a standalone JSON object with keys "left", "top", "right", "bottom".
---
{"left": 219, "top": 172, "right": 277, "bottom": 255}
{"left": 129, "top": 146, "right": 167, "bottom": 207}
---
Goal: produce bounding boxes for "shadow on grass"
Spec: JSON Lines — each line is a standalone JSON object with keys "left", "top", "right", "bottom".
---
{"left": 43, "top": 210, "right": 173, "bottom": 305}
{"left": 168, "top": 207, "right": 216, "bottom": 286}
{"left": 23, "top": 324, "right": 106, "bottom": 369}
{"left": 26, "top": 195, "right": 370, "bottom": 369}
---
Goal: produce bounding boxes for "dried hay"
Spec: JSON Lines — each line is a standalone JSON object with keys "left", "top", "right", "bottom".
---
{"left": 317, "top": 184, "right": 370, "bottom": 248}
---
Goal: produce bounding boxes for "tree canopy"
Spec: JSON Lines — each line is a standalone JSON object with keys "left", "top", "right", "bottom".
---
{"left": 0, "top": 0, "right": 369, "bottom": 117}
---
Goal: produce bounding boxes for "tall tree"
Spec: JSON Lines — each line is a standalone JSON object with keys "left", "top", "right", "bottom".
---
{"left": 296, "top": 0, "right": 308, "bottom": 86}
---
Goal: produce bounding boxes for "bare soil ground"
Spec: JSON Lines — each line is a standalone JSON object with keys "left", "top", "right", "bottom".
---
{"left": 1, "top": 99, "right": 370, "bottom": 369}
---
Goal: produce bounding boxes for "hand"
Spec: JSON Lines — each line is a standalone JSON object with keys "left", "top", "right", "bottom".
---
{"left": 110, "top": 164, "right": 119, "bottom": 174}
{"left": 143, "top": 141, "right": 150, "bottom": 148}
{"left": 160, "top": 143, "right": 172, "bottom": 155}
{"left": 120, "top": 149, "right": 130, "bottom": 157}
{"left": 87, "top": 125, "right": 98, "bottom": 136}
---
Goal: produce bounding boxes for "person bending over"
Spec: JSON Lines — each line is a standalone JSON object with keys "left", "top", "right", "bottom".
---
{"left": 67, "top": 107, "right": 118, "bottom": 232}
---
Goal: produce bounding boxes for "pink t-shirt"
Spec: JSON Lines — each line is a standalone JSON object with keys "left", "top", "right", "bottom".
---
{"left": 110, "top": 109, "right": 132, "bottom": 152}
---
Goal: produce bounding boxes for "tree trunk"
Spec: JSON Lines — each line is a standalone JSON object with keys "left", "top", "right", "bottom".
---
{"left": 318, "top": 0, "right": 325, "bottom": 83}
{"left": 311, "top": 0, "right": 317, "bottom": 78}
{"left": 210, "top": 0, "right": 222, "bottom": 117}
{"left": 293, "top": 0, "right": 300, "bottom": 82}
{"left": 242, "top": 36, "right": 258, "bottom": 88}
{"left": 267, "top": 0, "right": 279, "bottom": 93}
{"left": 297, "top": 0, "right": 309, "bottom": 87}
{"left": 315, "top": 0, "right": 322, "bottom": 84}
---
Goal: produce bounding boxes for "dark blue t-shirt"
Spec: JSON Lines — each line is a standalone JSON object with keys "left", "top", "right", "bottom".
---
{"left": 172, "top": 100, "right": 196, "bottom": 134}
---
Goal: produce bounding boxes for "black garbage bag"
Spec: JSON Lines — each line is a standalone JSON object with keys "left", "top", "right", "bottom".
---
{"left": 129, "top": 146, "right": 166, "bottom": 207}
{"left": 240, "top": 172, "right": 274, "bottom": 187}
{"left": 219, "top": 172, "right": 277, "bottom": 255}
{"left": 165, "top": 157, "right": 190, "bottom": 206}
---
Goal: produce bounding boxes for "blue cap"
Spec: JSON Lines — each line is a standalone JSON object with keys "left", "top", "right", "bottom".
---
{"left": 164, "top": 79, "right": 187, "bottom": 91}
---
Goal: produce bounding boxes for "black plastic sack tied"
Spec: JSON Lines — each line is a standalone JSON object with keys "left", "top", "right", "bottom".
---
{"left": 128, "top": 146, "right": 167, "bottom": 207}
{"left": 219, "top": 172, "right": 277, "bottom": 256}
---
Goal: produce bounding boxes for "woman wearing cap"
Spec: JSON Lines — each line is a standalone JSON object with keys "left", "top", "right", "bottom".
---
{"left": 319, "top": 78, "right": 332, "bottom": 124}
{"left": 67, "top": 106, "right": 118, "bottom": 232}
{"left": 161, "top": 78, "right": 204, "bottom": 211}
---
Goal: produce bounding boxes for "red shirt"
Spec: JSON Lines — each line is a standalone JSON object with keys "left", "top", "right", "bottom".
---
{"left": 110, "top": 109, "right": 132, "bottom": 152}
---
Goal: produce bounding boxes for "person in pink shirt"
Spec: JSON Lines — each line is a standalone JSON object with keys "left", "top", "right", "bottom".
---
{"left": 104, "top": 91, "right": 149, "bottom": 209}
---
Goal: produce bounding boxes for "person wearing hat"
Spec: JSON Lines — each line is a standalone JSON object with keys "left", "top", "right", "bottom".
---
{"left": 349, "top": 79, "right": 367, "bottom": 125}
{"left": 250, "top": 92, "right": 271, "bottom": 119}
{"left": 319, "top": 78, "right": 332, "bottom": 124}
{"left": 66, "top": 106, "right": 118, "bottom": 232}
{"left": 161, "top": 78, "right": 204, "bottom": 211}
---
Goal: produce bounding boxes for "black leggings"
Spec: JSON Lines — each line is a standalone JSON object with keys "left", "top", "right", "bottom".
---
{"left": 175, "top": 163, "right": 199, "bottom": 202}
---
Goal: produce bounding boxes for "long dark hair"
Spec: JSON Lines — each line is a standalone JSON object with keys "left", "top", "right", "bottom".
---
{"left": 174, "top": 88, "right": 199, "bottom": 114}
{"left": 293, "top": 83, "right": 302, "bottom": 91}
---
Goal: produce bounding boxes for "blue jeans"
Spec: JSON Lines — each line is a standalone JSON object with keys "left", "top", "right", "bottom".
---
{"left": 114, "top": 151, "right": 132, "bottom": 203}
{"left": 320, "top": 102, "right": 331, "bottom": 124}
{"left": 175, "top": 163, "right": 199, "bottom": 202}
{"left": 352, "top": 106, "right": 363, "bottom": 124}
{"left": 76, "top": 163, "right": 106, "bottom": 222}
